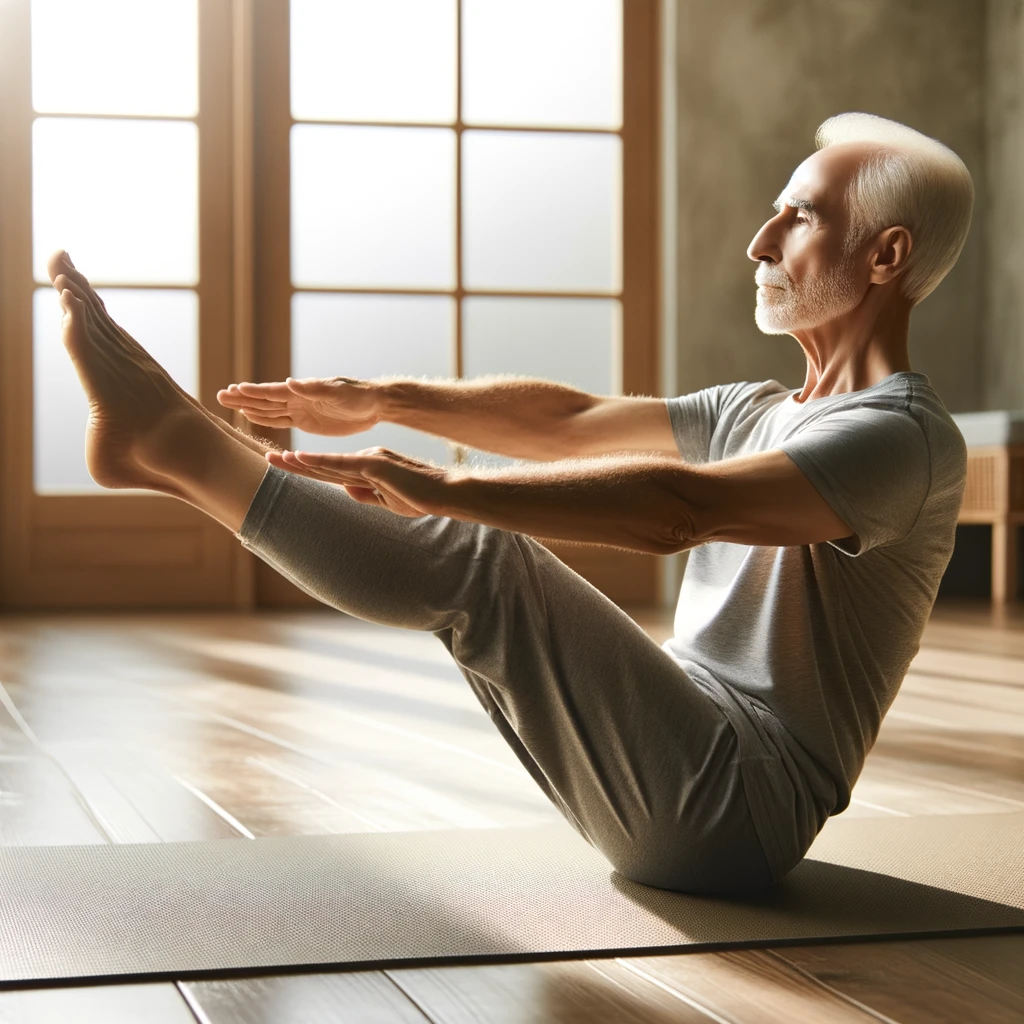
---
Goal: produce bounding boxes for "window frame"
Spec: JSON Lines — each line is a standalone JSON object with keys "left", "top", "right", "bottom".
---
{"left": 0, "top": 0, "right": 248, "bottom": 610}
{"left": 0, "top": 0, "right": 661, "bottom": 610}
{"left": 251, "top": 0, "right": 662, "bottom": 608}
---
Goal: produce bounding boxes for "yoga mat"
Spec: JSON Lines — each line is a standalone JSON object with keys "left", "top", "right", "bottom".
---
{"left": 1, "top": 812, "right": 1022, "bottom": 985}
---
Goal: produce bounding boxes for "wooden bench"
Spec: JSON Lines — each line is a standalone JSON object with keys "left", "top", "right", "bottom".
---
{"left": 950, "top": 412, "right": 1024, "bottom": 603}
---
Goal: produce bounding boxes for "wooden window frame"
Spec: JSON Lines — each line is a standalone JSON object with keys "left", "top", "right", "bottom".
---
{"left": 0, "top": 0, "right": 252, "bottom": 610}
{"left": 250, "top": 0, "right": 662, "bottom": 608}
{"left": 0, "top": 0, "right": 660, "bottom": 610}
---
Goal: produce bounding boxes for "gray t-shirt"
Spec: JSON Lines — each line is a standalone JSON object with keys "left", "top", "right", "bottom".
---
{"left": 661, "top": 371, "right": 967, "bottom": 872}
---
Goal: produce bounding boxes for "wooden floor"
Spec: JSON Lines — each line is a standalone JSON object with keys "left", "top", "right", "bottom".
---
{"left": 0, "top": 598, "right": 1021, "bottom": 1022}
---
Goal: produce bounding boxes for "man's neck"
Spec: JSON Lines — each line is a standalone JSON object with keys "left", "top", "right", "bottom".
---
{"left": 790, "top": 295, "right": 913, "bottom": 403}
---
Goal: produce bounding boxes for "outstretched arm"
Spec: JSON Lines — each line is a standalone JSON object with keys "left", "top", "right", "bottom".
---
{"left": 267, "top": 446, "right": 854, "bottom": 554}
{"left": 219, "top": 375, "right": 679, "bottom": 462}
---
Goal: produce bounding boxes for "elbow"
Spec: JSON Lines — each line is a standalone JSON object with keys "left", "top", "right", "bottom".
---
{"left": 657, "top": 470, "right": 718, "bottom": 553}
{"left": 648, "top": 504, "right": 704, "bottom": 556}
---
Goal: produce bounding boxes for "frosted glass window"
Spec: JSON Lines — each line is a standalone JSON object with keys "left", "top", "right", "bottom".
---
{"left": 292, "top": 125, "right": 456, "bottom": 289}
{"left": 462, "top": 297, "right": 619, "bottom": 467}
{"left": 34, "top": 287, "right": 199, "bottom": 494}
{"left": 33, "top": 118, "right": 198, "bottom": 285}
{"left": 292, "top": 0, "right": 456, "bottom": 124}
{"left": 31, "top": 0, "right": 198, "bottom": 117}
{"left": 463, "top": 131, "right": 620, "bottom": 292}
{"left": 463, "top": 298, "right": 619, "bottom": 393}
{"left": 291, "top": 293, "right": 454, "bottom": 465}
{"left": 462, "top": 0, "right": 621, "bottom": 128}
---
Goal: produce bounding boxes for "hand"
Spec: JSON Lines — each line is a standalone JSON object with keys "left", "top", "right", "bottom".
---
{"left": 266, "top": 446, "right": 454, "bottom": 518}
{"left": 217, "top": 376, "right": 381, "bottom": 436}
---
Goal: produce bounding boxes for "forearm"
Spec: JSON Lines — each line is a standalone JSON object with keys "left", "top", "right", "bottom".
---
{"left": 375, "top": 376, "right": 598, "bottom": 461}
{"left": 446, "top": 453, "right": 705, "bottom": 555}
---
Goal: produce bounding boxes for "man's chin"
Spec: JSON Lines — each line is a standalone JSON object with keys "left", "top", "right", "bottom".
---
{"left": 754, "top": 308, "right": 795, "bottom": 335}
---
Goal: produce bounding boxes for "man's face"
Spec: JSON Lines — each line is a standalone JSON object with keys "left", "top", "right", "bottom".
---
{"left": 747, "top": 145, "right": 871, "bottom": 335}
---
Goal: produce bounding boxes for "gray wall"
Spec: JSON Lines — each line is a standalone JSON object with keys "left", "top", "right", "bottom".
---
{"left": 985, "top": 0, "right": 1024, "bottom": 410}
{"left": 671, "top": 0, "right": 989, "bottom": 412}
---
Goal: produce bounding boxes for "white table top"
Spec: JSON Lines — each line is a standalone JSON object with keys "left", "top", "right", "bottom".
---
{"left": 950, "top": 410, "right": 1024, "bottom": 447}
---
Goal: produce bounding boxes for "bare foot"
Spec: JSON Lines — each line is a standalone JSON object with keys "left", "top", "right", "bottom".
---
{"left": 47, "top": 250, "right": 222, "bottom": 496}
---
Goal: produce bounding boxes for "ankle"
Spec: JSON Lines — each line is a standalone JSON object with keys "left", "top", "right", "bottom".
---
{"left": 135, "top": 405, "right": 220, "bottom": 486}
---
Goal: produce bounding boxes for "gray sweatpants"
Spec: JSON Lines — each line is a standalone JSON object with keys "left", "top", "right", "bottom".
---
{"left": 238, "top": 466, "right": 777, "bottom": 894}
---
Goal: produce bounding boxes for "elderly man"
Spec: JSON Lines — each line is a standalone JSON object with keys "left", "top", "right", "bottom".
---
{"left": 48, "top": 112, "right": 970, "bottom": 895}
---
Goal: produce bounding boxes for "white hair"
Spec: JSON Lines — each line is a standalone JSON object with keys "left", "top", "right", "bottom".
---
{"left": 815, "top": 112, "right": 974, "bottom": 305}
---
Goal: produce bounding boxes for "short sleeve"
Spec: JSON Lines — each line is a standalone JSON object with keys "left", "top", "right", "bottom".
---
{"left": 776, "top": 409, "right": 931, "bottom": 556}
{"left": 665, "top": 382, "right": 751, "bottom": 464}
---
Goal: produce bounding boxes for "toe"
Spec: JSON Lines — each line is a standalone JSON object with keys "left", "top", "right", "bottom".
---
{"left": 55, "top": 261, "right": 104, "bottom": 307}
{"left": 57, "top": 285, "right": 82, "bottom": 312}
{"left": 46, "top": 249, "right": 75, "bottom": 284}
{"left": 57, "top": 287, "right": 86, "bottom": 347}
{"left": 47, "top": 253, "right": 110, "bottom": 314}
{"left": 53, "top": 274, "right": 99, "bottom": 319}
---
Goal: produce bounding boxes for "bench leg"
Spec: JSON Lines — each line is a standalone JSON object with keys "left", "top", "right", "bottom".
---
{"left": 992, "top": 521, "right": 1019, "bottom": 603}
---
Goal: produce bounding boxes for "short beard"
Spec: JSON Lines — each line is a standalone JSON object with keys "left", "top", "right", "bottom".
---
{"left": 754, "top": 255, "right": 862, "bottom": 334}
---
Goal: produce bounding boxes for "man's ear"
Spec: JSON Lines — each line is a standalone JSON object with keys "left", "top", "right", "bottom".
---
{"left": 868, "top": 225, "right": 912, "bottom": 285}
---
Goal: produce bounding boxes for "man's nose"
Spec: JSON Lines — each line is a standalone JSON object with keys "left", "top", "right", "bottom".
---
{"left": 747, "top": 220, "right": 781, "bottom": 264}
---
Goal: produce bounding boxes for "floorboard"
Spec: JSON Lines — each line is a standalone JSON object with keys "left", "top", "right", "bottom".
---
{"left": 775, "top": 934, "right": 1024, "bottom": 1024}
{"left": 622, "top": 950, "right": 884, "bottom": 1023}
{"left": 0, "top": 983, "right": 198, "bottom": 1024}
{"left": 0, "top": 596, "right": 1021, "bottom": 1022}
{"left": 0, "top": 672, "right": 200, "bottom": 1019}
{"left": 386, "top": 960, "right": 718, "bottom": 1024}
{"left": 180, "top": 973, "right": 431, "bottom": 1024}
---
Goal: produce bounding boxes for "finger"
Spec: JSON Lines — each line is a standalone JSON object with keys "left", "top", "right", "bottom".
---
{"left": 280, "top": 452, "right": 377, "bottom": 489}
{"left": 352, "top": 447, "right": 426, "bottom": 468}
{"left": 342, "top": 484, "right": 383, "bottom": 505}
{"left": 286, "top": 377, "right": 335, "bottom": 395}
{"left": 239, "top": 410, "right": 296, "bottom": 427}
{"left": 217, "top": 390, "right": 284, "bottom": 411}
{"left": 277, "top": 450, "right": 344, "bottom": 474}
{"left": 265, "top": 451, "right": 327, "bottom": 481}
{"left": 236, "top": 381, "right": 294, "bottom": 399}
{"left": 216, "top": 392, "right": 258, "bottom": 410}
{"left": 267, "top": 451, "right": 372, "bottom": 490}
{"left": 283, "top": 450, "right": 361, "bottom": 479}
{"left": 288, "top": 451, "right": 368, "bottom": 471}
{"left": 291, "top": 450, "right": 333, "bottom": 465}
{"left": 229, "top": 396, "right": 289, "bottom": 412}
{"left": 290, "top": 451, "right": 383, "bottom": 481}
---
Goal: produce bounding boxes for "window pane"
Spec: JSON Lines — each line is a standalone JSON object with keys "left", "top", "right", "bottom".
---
{"left": 463, "top": 131, "right": 620, "bottom": 292}
{"left": 292, "top": 0, "right": 456, "bottom": 124}
{"left": 463, "top": 297, "right": 619, "bottom": 392}
{"left": 462, "top": 0, "right": 621, "bottom": 129}
{"left": 292, "top": 125, "right": 456, "bottom": 289}
{"left": 31, "top": 0, "right": 198, "bottom": 117}
{"left": 33, "top": 118, "right": 198, "bottom": 285}
{"left": 34, "top": 288, "right": 199, "bottom": 493}
{"left": 291, "top": 293, "right": 454, "bottom": 465}
{"left": 462, "top": 297, "right": 619, "bottom": 467}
